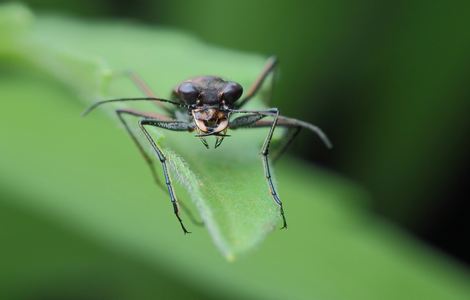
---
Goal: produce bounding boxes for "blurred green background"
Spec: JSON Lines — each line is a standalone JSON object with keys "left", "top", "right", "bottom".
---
{"left": 0, "top": 1, "right": 469, "bottom": 299}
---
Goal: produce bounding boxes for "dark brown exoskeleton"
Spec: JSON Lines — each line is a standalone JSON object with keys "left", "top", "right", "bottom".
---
{"left": 83, "top": 57, "right": 332, "bottom": 234}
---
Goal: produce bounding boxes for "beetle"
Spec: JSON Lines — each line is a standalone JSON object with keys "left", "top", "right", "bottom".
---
{"left": 83, "top": 56, "right": 332, "bottom": 234}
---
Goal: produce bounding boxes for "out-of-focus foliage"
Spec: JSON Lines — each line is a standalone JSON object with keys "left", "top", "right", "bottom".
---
{"left": 0, "top": 2, "right": 469, "bottom": 300}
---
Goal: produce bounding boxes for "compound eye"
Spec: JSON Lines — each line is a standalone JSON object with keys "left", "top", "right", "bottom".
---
{"left": 221, "top": 82, "right": 243, "bottom": 103}
{"left": 178, "top": 82, "right": 199, "bottom": 104}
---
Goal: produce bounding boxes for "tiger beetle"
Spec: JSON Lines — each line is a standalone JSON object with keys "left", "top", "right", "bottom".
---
{"left": 83, "top": 56, "right": 332, "bottom": 234}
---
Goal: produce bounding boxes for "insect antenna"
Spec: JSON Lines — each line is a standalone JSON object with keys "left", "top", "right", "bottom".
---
{"left": 82, "top": 97, "right": 189, "bottom": 116}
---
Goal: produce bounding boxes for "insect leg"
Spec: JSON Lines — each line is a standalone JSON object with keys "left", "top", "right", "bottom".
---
{"left": 124, "top": 71, "right": 174, "bottom": 114}
{"left": 230, "top": 108, "right": 287, "bottom": 229}
{"left": 139, "top": 118, "right": 194, "bottom": 234}
{"left": 260, "top": 116, "right": 333, "bottom": 149}
{"left": 116, "top": 109, "right": 170, "bottom": 190}
{"left": 229, "top": 113, "right": 299, "bottom": 162}
{"left": 237, "top": 56, "right": 278, "bottom": 108}
{"left": 116, "top": 109, "right": 202, "bottom": 228}
{"left": 240, "top": 115, "right": 333, "bottom": 161}
{"left": 125, "top": 71, "right": 158, "bottom": 98}
{"left": 271, "top": 126, "right": 301, "bottom": 163}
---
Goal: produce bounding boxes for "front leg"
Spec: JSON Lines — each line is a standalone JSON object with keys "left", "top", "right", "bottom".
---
{"left": 139, "top": 118, "right": 194, "bottom": 234}
{"left": 230, "top": 108, "right": 288, "bottom": 229}
{"left": 115, "top": 109, "right": 202, "bottom": 227}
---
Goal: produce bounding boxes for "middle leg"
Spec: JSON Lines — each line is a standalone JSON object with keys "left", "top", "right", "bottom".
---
{"left": 124, "top": 70, "right": 174, "bottom": 114}
{"left": 230, "top": 114, "right": 332, "bottom": 162}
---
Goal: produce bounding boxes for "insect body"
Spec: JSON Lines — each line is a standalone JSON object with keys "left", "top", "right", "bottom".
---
{"left": 83, "top": 57, "right": 332, "bottom": 234}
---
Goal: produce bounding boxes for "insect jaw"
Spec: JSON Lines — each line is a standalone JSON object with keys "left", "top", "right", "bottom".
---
{"left": 192, "top": 108, "right": 230, "bottom": 135}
